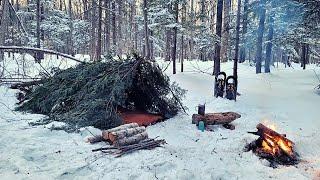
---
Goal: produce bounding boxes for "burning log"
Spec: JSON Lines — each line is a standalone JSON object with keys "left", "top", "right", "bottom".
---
{"left": 246, "top": 123, "right": 299, "bottom": 167}
{"left": 192, "top": 112, "right": 241, "bottom": 125}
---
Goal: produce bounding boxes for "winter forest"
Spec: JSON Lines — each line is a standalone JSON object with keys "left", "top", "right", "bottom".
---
{"left": 0, "top": 0, "right": 320, "bottom": 179}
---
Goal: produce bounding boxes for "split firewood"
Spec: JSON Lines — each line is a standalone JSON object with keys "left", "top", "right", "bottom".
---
{"left": 108, "top": 126, "right": 146, "bottom": 142}
{"left": 114, "top": 132, "right": 148, "bottom": 147}
{"left": 102, "top": 123, "right": 139, "bottom": 140}
{"left": 192, "top": 112, "right": 241, "bottom": 125}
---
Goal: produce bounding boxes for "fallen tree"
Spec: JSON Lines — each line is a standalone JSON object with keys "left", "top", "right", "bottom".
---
{"left": 0, "top": 46, "right": 84, "bottom": 63}
{"left": 13, "top": 54, "right": 186, "bottom": 131}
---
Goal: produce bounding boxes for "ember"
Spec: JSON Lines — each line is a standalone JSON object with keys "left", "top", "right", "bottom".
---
{"left": 245, "top": 123, "right": 299, "bottom": 167}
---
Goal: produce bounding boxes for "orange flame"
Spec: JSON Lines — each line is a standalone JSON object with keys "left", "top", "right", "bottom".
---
{"left": 260, "top": 122, "right": 294, "bottom": 156}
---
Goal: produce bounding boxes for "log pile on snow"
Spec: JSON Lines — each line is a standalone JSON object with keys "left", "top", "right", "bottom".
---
{"left": 102, "top": 123, "right": 148, "bottom": 146}
{"left": 89, "top": 123, "right": 166, "bottom": 157}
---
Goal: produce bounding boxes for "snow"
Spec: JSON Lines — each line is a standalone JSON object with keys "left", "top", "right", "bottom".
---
{"left": 1, "top": 59, "right": 320, "bottom": 179}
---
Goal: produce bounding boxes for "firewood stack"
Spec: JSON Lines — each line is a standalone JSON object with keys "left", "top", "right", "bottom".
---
{"left": 102, "top": 123, "right": 148, "bottom": 146}
{"left": 89, "top": 123, "right": 166, "bottom": 157}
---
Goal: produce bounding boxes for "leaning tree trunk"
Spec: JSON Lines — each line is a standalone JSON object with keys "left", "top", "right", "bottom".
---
{"left": 255, "top": 0, "right": 266, "bottom": 74}
{"left": 213, "top": 0, "right": 223, "bottom": 76}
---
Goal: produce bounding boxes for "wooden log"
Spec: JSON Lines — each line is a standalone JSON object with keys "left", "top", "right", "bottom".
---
{"left": 251, "top": 123, "right": 295, "bottom": 158}
{"left": 113, "top": 132, "right": 148, "bottom": 147}
{"left": 86, "top": 135, "right": 104, "bottom": 144}
{"left": 254, "top": 123, "right": 294, "bottom": 146}
{"left": 192, "top": 112, "right": 241, "bottom": 125}
{"left": 102, "top": 123, "right": 139, "bottom": 140}
{"left": 0, "top": 46, "right": 84, "bottom": 63}
{"left": 108, "top": 126, "right": 146, "bottom": 142}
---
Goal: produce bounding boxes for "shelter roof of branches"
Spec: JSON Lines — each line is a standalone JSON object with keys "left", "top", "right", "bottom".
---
{"left": 13, "top": 54, "right": 186, "bottom": 132}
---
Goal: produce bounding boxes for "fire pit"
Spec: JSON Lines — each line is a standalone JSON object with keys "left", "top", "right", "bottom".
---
{"left": 245, "top": 123, "right": 299, "bottom": 167}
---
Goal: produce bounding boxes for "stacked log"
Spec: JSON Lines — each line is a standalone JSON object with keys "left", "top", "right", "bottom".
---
{"left": 101, "top": 123, "right": 148, "bottom": 146}
{"left": 90, "top": 123, "right": 166, "bottom": 157}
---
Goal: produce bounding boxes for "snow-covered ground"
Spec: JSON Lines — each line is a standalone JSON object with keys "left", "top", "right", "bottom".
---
{"left": 1, "top": 58, "right": 320, "bottom": 179}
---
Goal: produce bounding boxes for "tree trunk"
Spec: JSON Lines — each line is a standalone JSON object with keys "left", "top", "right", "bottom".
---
{"left": 0, "top": 0, "right": 9, "bottom": 63}
{"left": 172, "top": 1, "right": 178, "bottom": 74}
{"left": 255, "top": 0, "right": 266, "bottom": 74}
{"left": 96, "top": 0, "right": 102, "bottom": 61}
{"left": 234, "top": 0, "right": 241, "bottom": 79}
{"left": 239, "top": 0, "right": 248, "bottom": 63}
{"left": 301, "top": 43, "right": 307, "bottom": 70}
{"left": 111, "top": 1, "right": 117, "bottom": 48}
{"left": 90, "top": 0, "right": 97, "bottom": 61}
{"left": 118, "top": 0, "right": 123, "bottom": 55}
{"left": 213, "top": 0, "right": 223, "bottom": 76}
{"left": 221, "top": 0, "right": 231, "bottom": 62}
{"left": 68, "top": 0, "right": 74, "bottom": 56}
{"left": 189, "top": 0, "right": 195, "bottom": 60}
{"left": 143, "top": 0, "right": 150, "bottom": 59}
{"left": 104, "top": 0, "right": 110, "bottom": 53}
{"left": 36, "top": 0, "right": 43, "bottom": 63}
{"left": 83, "top": 0, "right": 88, "bottom": 20}
{"left": 265, "top": 6, "right": 275, "bottom": 73}
{"left": 181, "top": 2, "right": 186, "bottom": 72}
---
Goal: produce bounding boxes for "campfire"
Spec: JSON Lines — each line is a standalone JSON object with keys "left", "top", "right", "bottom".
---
{"left": 245, "top": 123, "right": 299, "bottom": 167}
